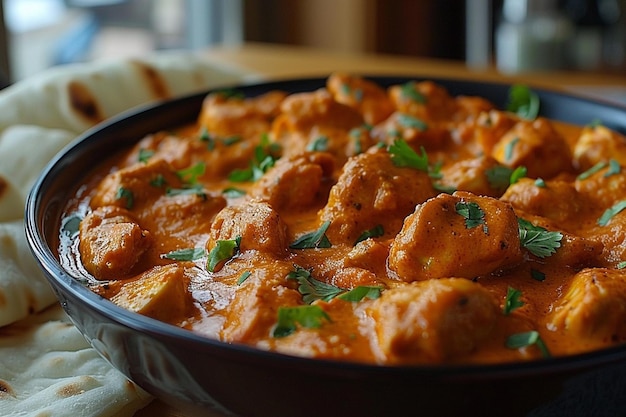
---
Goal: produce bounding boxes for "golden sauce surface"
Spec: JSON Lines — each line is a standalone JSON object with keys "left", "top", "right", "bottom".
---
{"left": 59, "top": 74, "right": 626, "bottom": 365}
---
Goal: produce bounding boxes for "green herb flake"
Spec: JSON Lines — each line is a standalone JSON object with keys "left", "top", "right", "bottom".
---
{"left": 177, "top": 162, "right": 205, "bottom": 185}
{"left": 518, "top": 218, "right": 562, "bottom": 258}
{"left": 237, "top": 271, "right": 252, "bottom": 285}
{"left": 354, "top": 224, "right": 384, "bottom": 245}
{"left": 166, "top": 183, "right": 206, "bottom": 199}
{"left": 388, "top": 139, "right": 429, "bottom": 172}
{"left": 150, "top": 174, "right": 166, "bottom": 188}
{"left": 504, "top": 137, "right": 520, "bottom": 162}
{"left": 162, "top": 248, "right": 206, "bottom": 261}
{"left": 597, "top": 200, "right": 626, "bottom": 226}
{"left": 617, "top": 261, "right": 626, "bottom": 270}
{"left": 287, "top": 266, "right": 343, "bottom": 304}
{"left": 115, "top": 187, "right": 134, "bottom": 209}
{"left": 605, "top": 159, "right": 621, "bottom": 177}
{"left": 455, "top": 201, "right": 488, "bottom": 234}
{"left": 506, "top": 84, "right": 540, "bottom": 120}
{"left": 503, "top": 286, "right": 524, "bottom": 315}
{"left": 290, "top": 221, "right": 332, "bottom": 249}
{"left": 222, "top": 136, "right": 242, "bottom": 146}
{"left": 61, "top": 213, "right": 82, "bottom": 236}
{"left": 228, "top": 134, "right": 280, "bottom": 183}
{"left": 400, "top": 81, "right": 426, "bottom": 103}
{"left": 509, "top": 166, "right": 527, "bottom": 184}
{"left": 207, "top": 236, "right": 242, "bottom": 272}
{"left": 307, "top": 136, "right": 329, "bottom": 152}
{"left": 485, "top": 165, "right": 514, "bottom": 191}
{"left": 138, "top": 148, "right": 155, "bottom": 163}
{"left": 272, "top": 305, "right": 331, "bottom": 338}
{"left": 576, "top": 161, "right": 607, "bottom": 180}
{"left": 506, "top": 330, "right": 551, "bottom": 358}
{"left": 222, "top": 187, "right": 246, "bottom": 198}
{"left": 535, "top": 178, "right": 546, "bottom": 188}
{"left": 530, "top": 268, "right": 546, "bottom": 282}
{"left": 397, "top": 114, "right": 428, "bottom": 131}
{"left": 199, "top": 128, "right": 216, "bottom": 150}
{"left": 215, "top": 88, "right": 245, "bottom": 100}
{"left": 337, "top": 286, "right": 383, "bottom": 302}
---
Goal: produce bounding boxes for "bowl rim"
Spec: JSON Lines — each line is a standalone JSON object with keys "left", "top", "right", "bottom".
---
{"left": 24, "top": 74, "right": 626, "bottom": 379}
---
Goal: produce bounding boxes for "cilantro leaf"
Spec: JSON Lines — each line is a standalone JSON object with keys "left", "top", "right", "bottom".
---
{"left": 534, "top": 178, "right": 546, "bottom": 188}
{"left": 397, "top": 114, "right": 428, "bottom": 131}
{"left": 530, "top": 268, "right": 546, "bottom": 281}
{"left": 577, "top": 161, "right": 607, "bottom": 180}
{"left": 138, "top": 148, "right": 155, "bottom": 163}
{"left": 222, "top": 187, "right": 246, "bottom": 198}
{"left": 287, "top": 266, "right": 343, "bottom": 304}
{"left": 506, "top": 330, "right": 551, "bottom": 358}
{"left": 518, "top": 218, "right": 562, "bottom": 258}
{"left": 290, "top": 221, "right": 332, "bottom": 249}
{"left": 237, "top": 270, "right": 252, "bottom": 285}
{"left": 506, "top": 84, "right": 540, "bottom": 120}
{"left": 354, "top": 224, "right": 384, "bottom": 245}
{"left": 228, "top": 134, "right": 280, "bottom": 182}
{"left": 207, "top": 236, "right": 241, "bottom": 272}
{"left": 176, "top": 162, "right": 205, "bottom": 184}
{"left": 605, "top": 159, "right": 621, "bottom": 177}
{"left": 166, "top": 183, "right": 206, "bottom": 199}
{"left": 509, "top": 166, "right": 527, "bottom": 184}
{"left": 163, "top": 248, "right": 206, "bottom": 261}
{"left": 504, "top": 137, "right": 520, "bottom": 162}
{"left": 272, "top": 305, "right": 331, "bottom": 338}
{"left": 400, "top": 81, "right": 426, "bottom": 103}
{"left": 337, "top": 286, "right": 382, "bottom": 302}
{"left": 307, "top": 136, "right": 329, "bottom": 151}
{"left": 115, "top": 187, "right": 134, "bottom": 209}
{"left": 455, "top": 201, "right": 488, "bottom": 234}
{"left": 597, "top": 200, "right": 626, "bottom": 226}
{"left": 388, "top": 139, "right": 429, "bottom": 171}
{"left": 503, "top": 286, "right": 524, "bottom": 315}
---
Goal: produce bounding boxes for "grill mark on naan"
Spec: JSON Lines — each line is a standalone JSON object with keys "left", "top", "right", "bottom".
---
{"left": 68, "top": 81, "right": 104, "bottom": 125}
{"left": 132, "top": 61, "right": 170, "bottom": 99}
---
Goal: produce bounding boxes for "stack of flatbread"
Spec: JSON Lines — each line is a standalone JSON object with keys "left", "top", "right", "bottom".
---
{"left": 0, "top": 51, "right": 255, "bottom": 416}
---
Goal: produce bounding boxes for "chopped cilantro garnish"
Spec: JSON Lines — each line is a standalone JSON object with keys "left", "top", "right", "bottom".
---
{"left": 388, "top": 139, "right": 429, "bottom": 172}
{"left": 597, "top": 200, "right": 626, "bottom": 226}
{"left": 354, "top": 224, "right": 384, "bottom": 245}
{"left": 506, "top": 84, "right": 540, "bottom": 120}
{"left": 222, "top": 136, "right": 242, "bottom": 146}
{"left": 222, "top": 187, "right": 246, "bottom": 198}
{"left": 534, "top": 178, "right": 546, "bottom": 188}
{"left": 455, "top": 201, "right": 488, "bottom": 234}
{"left": 485, "top": 166, "right": 514, "bottom": 191}
{"left": 272, "top": 305, "right": 331, "bottom": 338}
{"left": 228, "top": 133, "right": 280, "bottom": 182}
{"left": 150, "top": 174, "right": 166, "bottom": 188}
{"left": 162, "top": 248, "right": 206, "bottom": 261}
{"left": 176, "top": 162, "right": 205, "bottom": 184}
{"left": 166, "top": 183, "right": 206, "bottom": 199}
{"left": 207, "top": 236, "right": 241, "bottom": 272}
{"left": 337, "top": 286, "right": 382, "bottom": 302}
{"left": 617, "top": 261, "right": 626, "bottom": 270}
{"left": 577, "top": 161, "right": 607, "bottom": 180}
{"left": 530, "top": 268, "right": 546, "bottom": 281}
{"left": 199, "top": 128, "right": 216, "bottom": 150}
{"left": 503, "top": 286, "right": 524, "bottom": 315}
{"left": 289, "top": 221, "right": 332, "bottom": 249}
{"left": 518, "top": 218, "right": 562, "bottom": 258}
{"left": 237, "top": 271, "right": 252, "bottom": 285}
{"left": 506, "top": 330, "right": 551, "bottom": 358}
{"left": 138, "top": 148, "right": 154, "bottom": 163}
{"left": 61, "top": 213, "right": 82, "bottom": 237}
{"left": 287, "top": 266, "right": 343, "bottom": 304}
{"left": 307, "top": 136, "right": 329, "bottom": 152}
{"left": 400, "top": 81, "right": 426, "bottom": 103}
{"left": 605, "top": 159, "right": 621, "bottom": 177}
{"left": 115, "top": 187, "right": 134, "bottom": 209}
{"left": 397, "top": 114, "right": 428, "bottom": 131}
{"left": 215, "top": 88, "right": 245, "bottom": 99}
{"left": 509, "top": 166, "right": 527, "bottom": 184}
{"left": 504, "top": 137, "right": 520, "bottom": 162}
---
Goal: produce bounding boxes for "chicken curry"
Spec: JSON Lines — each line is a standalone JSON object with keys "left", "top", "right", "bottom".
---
{"left": 58, "top": 74, "right": 626, "bottom": 365}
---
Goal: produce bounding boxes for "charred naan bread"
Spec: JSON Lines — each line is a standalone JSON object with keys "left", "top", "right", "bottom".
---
{"left": 0, "top": 51, "right": 254, "bottom": 415}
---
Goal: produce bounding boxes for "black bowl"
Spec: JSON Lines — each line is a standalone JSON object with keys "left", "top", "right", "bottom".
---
{"left": 25, "top": 77, "right": 626, "bottom": 417}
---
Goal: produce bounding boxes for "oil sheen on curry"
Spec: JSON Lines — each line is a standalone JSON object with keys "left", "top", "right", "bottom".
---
{"left": 58, "top": 74, "right": 626, "bottom": 365}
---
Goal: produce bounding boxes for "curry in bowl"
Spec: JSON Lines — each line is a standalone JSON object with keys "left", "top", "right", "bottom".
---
{"left": 58, "top": 73, "right": 626, "bottom": 365}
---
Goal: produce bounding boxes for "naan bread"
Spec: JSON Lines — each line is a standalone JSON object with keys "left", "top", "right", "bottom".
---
{"left": 0, "top": 304, "right": 152, "bottom": 417}
{"left": 0, "top": 50, "right": 256, "bottom": 416}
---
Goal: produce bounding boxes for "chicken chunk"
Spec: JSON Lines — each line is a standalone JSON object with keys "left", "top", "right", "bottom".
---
{"left": 502, "top": 178, "right": 593, "bottom": 228}
{"left": 439, "top": 155, "right": 511, "bottom": 197}
{"left": 79, "top": 206, "right": 151, "bottom": 280}
{"left": 207, "top": 200, "right": 289, "bottom": 258}
{"left": 388, "top": 80, "right": 457, "bottom": 122}
{"left": 548, "top": 268, "right": 626, "bottom": 345}
{"left": 575, "top": 164, "right": 626, "bottom": 208}
{"left": 110, "top": 264, "right": 191, "bottom": 323}
{"left": 220, "top": 262, "right": 301, "bottom": 343}
{"left": 366, "top": 278, "right": 499, "bottom": 363}
{"left": 326, "top": 73, "right": 395, "bottom": 125}
{"left": 319, "top": 147, "right": 437, "bottom": 244}
{"left": 388, "top": 191, "right": 522, "bottom": 281}
{"left": 250, "top": 152, "right": 335, "bottom": 211}
{"left": 492, "top": 118, "right": 574, "bottom": 179}
{"left": 573, "top": 124, "right": 626, "bottom": 170}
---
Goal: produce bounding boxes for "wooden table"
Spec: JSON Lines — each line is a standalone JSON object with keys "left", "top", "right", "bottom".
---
{"left": 134, "top": 42, "right": 625, "bottom": 417}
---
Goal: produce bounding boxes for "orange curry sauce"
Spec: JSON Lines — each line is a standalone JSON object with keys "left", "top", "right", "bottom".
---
{"left": 58, "top": 74, "right": 626, "bottom": 365}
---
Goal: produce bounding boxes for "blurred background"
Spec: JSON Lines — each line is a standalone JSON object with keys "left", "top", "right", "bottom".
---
{"left": 0, "top": 0, "right": 624, "bottom": 83}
